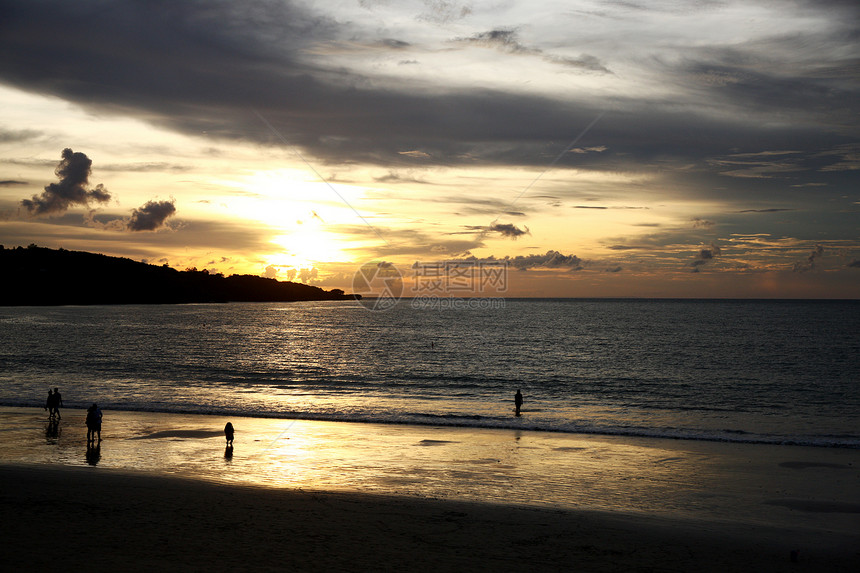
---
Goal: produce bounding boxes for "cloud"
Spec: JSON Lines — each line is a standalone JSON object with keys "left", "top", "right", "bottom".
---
{"left": 20, "top": 148, "right": 111, "bottom": 216}
{"left": 574, "top": 205, "right": 648, "bottom": 210}
{"left": 0, "top": 180, "right": 27, "bottom": 186}
{"left": 848, "top": 259, "right": 860, "bottom": 269}
{"left": 692, "top": 217, "right": 715, "bottom": 228}
{"left": 0, "top": 127, "right": 41, "bottom": 143}
{"left": 299, "top": 267, "right": 319, "bottom": 283}
{"left": 381, "top": 39, "right": 410, "bottom": 50}
{"left": 690, "top": 243, "right": 722, "bottom": 271}
{"left": 126, "top": 200, "right": 177, "bottom": 232}
{"left": 418, "top": 0, "right": 473, "bottom": 24}
{"left": 507, "top": 250, "right": 583, "bottom": 271}
{"left": 397, "top": 150, "right": 430, "bottom": 159}
{"left": 0, "top": 0, "right": 854, "bottom": 187}
{"left": 454, "top": 29, "right": 610, "bottom": 73}
{"left": 793, "top": 244, "right": 824, "bottom": 272}
{"left": 489, "top": 222, "right": 529, "bottom": 239}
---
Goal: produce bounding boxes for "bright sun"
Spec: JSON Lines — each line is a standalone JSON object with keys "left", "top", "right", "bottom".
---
{"left": 271, "top": 228, "right": 350, "bottom": 269}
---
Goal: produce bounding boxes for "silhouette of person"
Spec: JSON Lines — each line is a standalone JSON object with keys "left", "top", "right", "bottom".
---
{"left": 45, "top": 390, "right": 53, "bottom": 418}
{"left": 49, "top": 387, "right": 63, "bottom": 419}
{"left": 514, "top": 389, "right": 523, "bottom": 417}
{"left": 224, "top": 422, "right": 234, "bottom": 446}
{"left": 86, "top": 403, "right": 103, "bottom": 443}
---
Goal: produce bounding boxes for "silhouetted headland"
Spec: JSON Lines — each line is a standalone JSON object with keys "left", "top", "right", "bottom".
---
{"left": 1, "top": 245, "right": 358, "bottom": 305}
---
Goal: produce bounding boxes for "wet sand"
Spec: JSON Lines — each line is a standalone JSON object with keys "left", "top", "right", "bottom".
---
{"left": 2, "top": 464, "right": 858, "bottom": 572}
{"left": 1, "top": 407, "right": 858, "bottom": 571}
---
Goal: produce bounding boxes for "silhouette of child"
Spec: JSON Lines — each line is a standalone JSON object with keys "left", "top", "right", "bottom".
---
{"left": 224, "top": 422, "right": 234, "bottom": 446}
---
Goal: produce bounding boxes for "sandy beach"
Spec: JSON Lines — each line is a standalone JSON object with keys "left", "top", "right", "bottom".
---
{"left": 1, "top": 464, "right": 857, "bottom": 572}
{"left": 1, "top": 407, "right": 858, "bottom": 571}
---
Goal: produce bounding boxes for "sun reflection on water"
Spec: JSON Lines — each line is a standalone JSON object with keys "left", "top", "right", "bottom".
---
{"left": 3, "top": 407, "right": 858, "bottom": 535}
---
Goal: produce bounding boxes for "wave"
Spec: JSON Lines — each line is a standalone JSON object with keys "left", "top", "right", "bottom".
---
{"left": 4, "top": 399, "right": 858, "bottom": 449}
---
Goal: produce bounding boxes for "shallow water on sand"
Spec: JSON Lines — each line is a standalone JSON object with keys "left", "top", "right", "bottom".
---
{"left": 3, "top": 407, "right": 858, "bottom": 535}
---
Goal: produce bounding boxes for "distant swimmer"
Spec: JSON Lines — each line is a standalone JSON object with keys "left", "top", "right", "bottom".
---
{"left": 224, "top": 422, "right": 234, "bottom": 446}
{"left": 514, "top": 389, "right": 523, "bottom": 417}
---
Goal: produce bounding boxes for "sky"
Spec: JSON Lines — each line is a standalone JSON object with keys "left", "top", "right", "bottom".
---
{"left": 1, "top": 0, "right": 858, "bottom": 298}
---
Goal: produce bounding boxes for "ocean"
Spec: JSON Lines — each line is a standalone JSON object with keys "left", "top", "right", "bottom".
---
{"left": 1, "top": 299, "right": 858, "bottom": 448}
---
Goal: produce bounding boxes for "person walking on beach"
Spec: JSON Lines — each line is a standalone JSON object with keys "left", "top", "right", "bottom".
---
{"left": 224, "top": 422, "right": 234, "bottom": 447}
{"left": 86, "top": 403, "right": 102, "bottom": 443}
{"left": 49, "top": 387, "right": 63, "bottom": 419}
{"left": 514, "top": 389, "right": 523, "bottom": 417}
{"left": 45, "top": 388, "right": 60, "bottom": 419}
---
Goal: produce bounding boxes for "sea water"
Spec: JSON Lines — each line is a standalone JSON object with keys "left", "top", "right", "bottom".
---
{"left": 1, "top": 299, "right": 858, "bottom": 448}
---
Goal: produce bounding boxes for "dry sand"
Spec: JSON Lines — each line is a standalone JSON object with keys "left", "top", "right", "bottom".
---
{"left": 2, "top": 463, "right": 857, "bottom": 572}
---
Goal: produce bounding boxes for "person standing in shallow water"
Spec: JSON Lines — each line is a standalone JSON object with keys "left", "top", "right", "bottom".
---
{"left": 514, "top": 389, "right": 523, "bottom": 417}
{"left": 224, "top": 422, "right": 234, "bottom": 446}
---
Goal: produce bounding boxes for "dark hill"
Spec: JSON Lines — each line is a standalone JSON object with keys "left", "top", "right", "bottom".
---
{"left": 1, "top": 245, "right": 357, "bottom": 305}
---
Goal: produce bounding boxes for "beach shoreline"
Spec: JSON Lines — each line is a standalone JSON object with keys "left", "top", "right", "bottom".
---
{"left": 2, "top": 406, "right": 858, "bottom": 570}
{"left": 2, "top": 463, "right": 858, "bottom": 572}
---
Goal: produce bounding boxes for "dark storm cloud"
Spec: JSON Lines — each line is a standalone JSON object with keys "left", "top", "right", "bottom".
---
{"left": 0, "top": 180, "right": 27, "bottom": 186}
{"left": 0, "top": 0, "right": 856, "bottom": 191}
{"left": 20, "top": 148, "right": 111, "bottom": 216}
{"left": 126, "top": 200, "right": 177, "bottom": 232}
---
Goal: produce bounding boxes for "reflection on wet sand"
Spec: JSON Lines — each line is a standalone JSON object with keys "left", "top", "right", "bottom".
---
{"left": 2, "top": 407, "right": 858, "bottom": 536}
{"left": 85, "top": 443, "right": 100, "bottom": 466}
